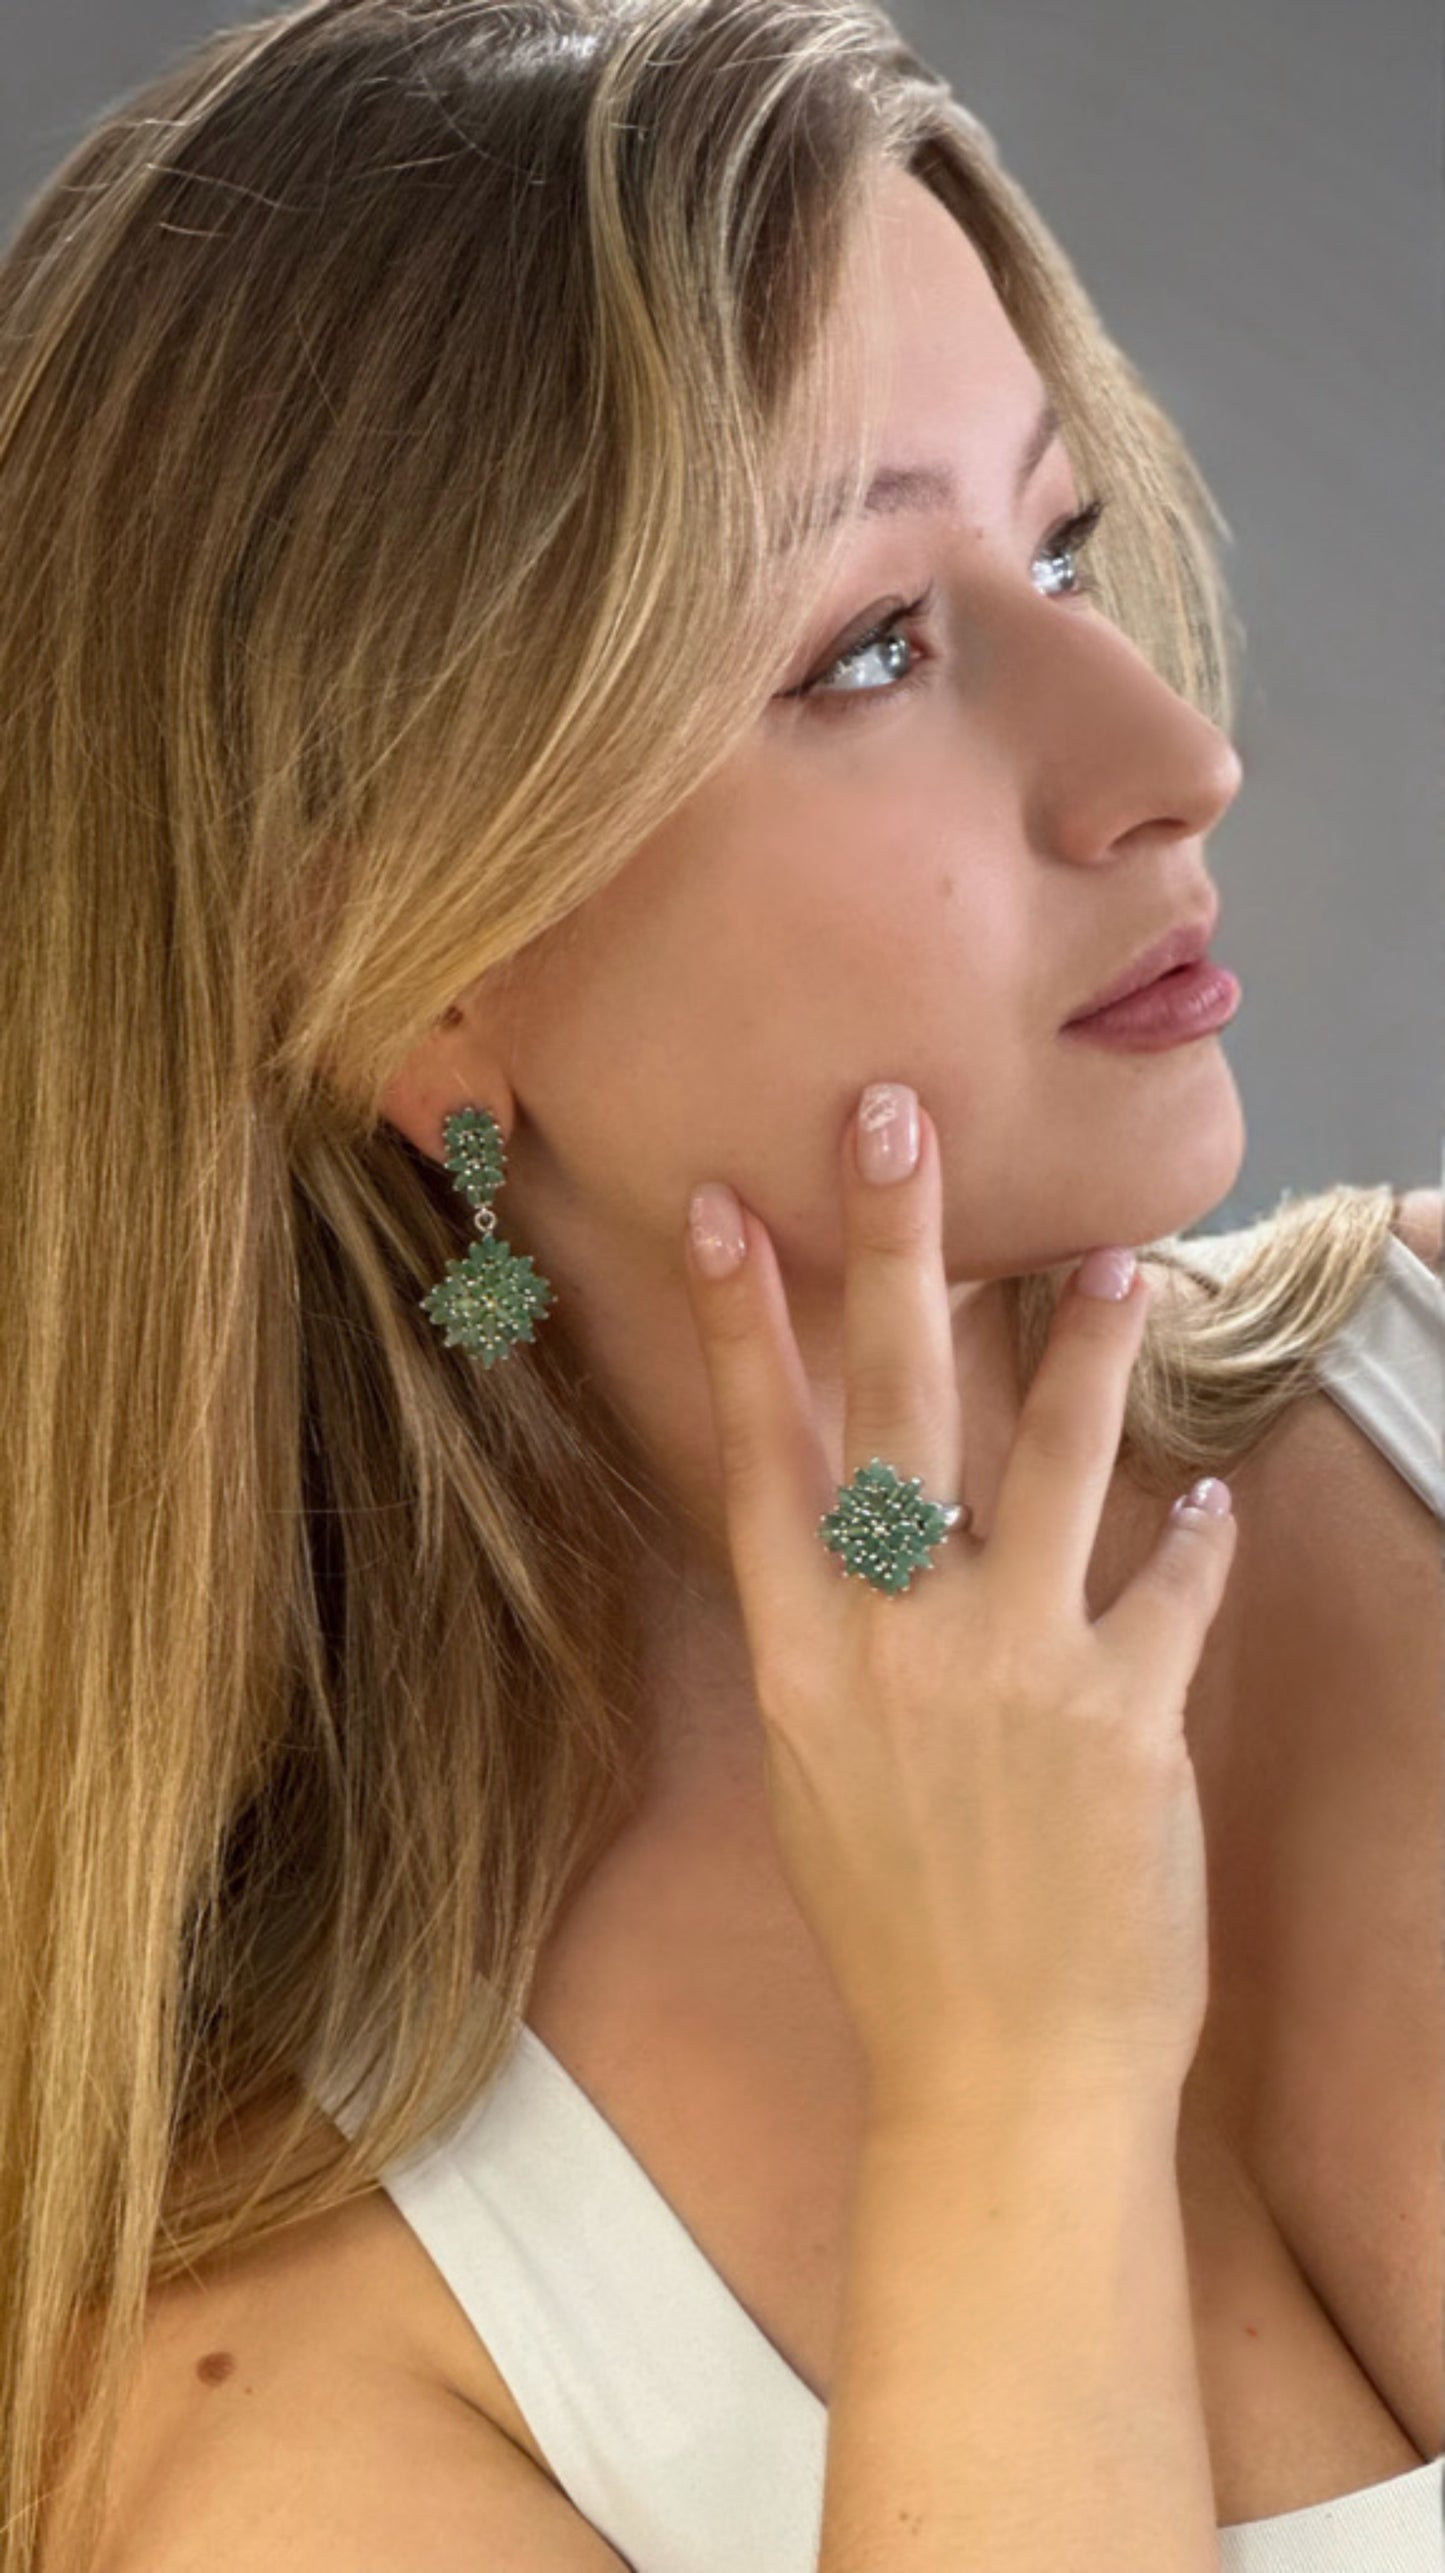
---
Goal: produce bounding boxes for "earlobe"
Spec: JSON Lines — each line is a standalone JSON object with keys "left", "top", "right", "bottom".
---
{"left": 374, "top": 1059, "right": 442, "bottom": 1163}
{"left": 378, "top": 1028, "right": 497, "bottom": 1169}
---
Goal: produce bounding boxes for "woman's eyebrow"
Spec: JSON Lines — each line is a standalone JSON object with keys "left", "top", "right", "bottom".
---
{"left": 801, "top": 390, "right": 1062, "bottom": 531}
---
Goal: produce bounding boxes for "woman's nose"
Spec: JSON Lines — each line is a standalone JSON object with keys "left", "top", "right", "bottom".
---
{"left": 1022, "top": 614, "right": 1244, "bottom": 868}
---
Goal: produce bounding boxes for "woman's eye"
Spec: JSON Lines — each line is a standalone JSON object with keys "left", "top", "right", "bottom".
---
{"left": 799, "top": 594, "right": 935, "bottom": 705}
{"left": 791, "top": 493, "right": 1111, "bottom": 716}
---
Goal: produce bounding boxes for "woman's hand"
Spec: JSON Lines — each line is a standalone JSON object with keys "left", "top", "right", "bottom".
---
{"left": 682, "top": 1084, "right": 1237, "bottom": 2121}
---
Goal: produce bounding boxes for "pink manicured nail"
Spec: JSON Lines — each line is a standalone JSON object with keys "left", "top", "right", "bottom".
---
{"left": 855, "top": 1083, "right": 920, "bottom": 1185}
{"left": 1075, "top": 1245, "right": 1138, "bottom": 1301}
{"left": 688, "top": 1182, "right": 747, "bottom": 1279}
{"left": 1171, "top": 1476, "right": 1233, "bottom": 1521}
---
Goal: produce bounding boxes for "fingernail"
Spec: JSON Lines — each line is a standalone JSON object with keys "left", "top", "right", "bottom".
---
{"left": 688, "top": 1182, "right": 747, "bottom": 1279}
{"left": 856, "top": 1082, "right": 920, "bottom": 1185}
{"left": 1075, "top": 1245, "right": 1139, "bottom": 1301}
{"left": 1171, "top": 1476, "right": 1233, "bottom": 1521}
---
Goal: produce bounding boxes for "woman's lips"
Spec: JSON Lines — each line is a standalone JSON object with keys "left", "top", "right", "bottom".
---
{"left": 1062, "top": 917, "right": 1215, "bottom": 1025}
{"left": 1059, "top": 957, "right": 1242, "bottom": 1047}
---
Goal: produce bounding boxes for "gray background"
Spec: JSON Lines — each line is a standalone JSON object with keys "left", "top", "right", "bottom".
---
{"left": 3, "top": 0, "right": 1440, "bottom": 1230}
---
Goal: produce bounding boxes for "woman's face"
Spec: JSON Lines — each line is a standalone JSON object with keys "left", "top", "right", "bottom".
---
{"left": 382, "top": 159, "right": 1245, "bottom": 1584}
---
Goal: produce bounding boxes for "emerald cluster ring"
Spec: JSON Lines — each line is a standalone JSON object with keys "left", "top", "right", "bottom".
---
{"left": 817, "top": 1457, "right": 974, "bottom": 1598}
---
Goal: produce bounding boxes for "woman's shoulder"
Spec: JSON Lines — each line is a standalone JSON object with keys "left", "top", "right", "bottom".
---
{"left": 81, "top": 2162, "right": 617, "bottom": 2569}
{"left": 1390, "top": 1185, "right": 1444, "bottom": 1271}
{"left": 89, "top": 2116, "right": 574, "bottom": 2568}
{"left": 1121, "top": 1187, "right": 1441, "bottom": 1718}
{"left": 1144, "top": 1186, "right": 1442, "bottom": 1537}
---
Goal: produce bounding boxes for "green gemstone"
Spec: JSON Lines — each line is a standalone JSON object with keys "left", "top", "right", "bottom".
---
{"left": 419, "top": 1234, "right": 555, "bottom": 1366}
{"left": 440, "top": 1104, "right": 507, "bottom": 1213}
{"left": 817, "top": 1457, "right": 955, "bottom": 1597}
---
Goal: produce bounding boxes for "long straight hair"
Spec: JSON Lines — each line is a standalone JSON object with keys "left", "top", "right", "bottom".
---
{"left": 0, "top": 3, "right": 1400, "bottom": 2560}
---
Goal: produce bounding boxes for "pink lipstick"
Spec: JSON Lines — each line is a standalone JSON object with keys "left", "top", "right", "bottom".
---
{"left": 1060, "top": 957, "right": 1241, "bottom": 1049}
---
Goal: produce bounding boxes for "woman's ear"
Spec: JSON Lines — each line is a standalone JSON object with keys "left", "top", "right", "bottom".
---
{"left": 376, "top": 1004, "right": 513, "bottom": 1168}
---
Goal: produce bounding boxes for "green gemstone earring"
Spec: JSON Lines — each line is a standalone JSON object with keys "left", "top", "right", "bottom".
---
{"left": 419, "top": 1105, "right": 555, "bottom": 1367}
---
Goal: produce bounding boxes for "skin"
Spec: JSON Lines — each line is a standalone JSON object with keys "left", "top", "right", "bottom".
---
{"left": 380, "top": 160, "right": 1246, "bottom": 1822}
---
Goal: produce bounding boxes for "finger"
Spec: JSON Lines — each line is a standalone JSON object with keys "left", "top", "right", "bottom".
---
{"left": 984, "top": 1251, "right": 1152, "bottom": 1615}
{"left": 1093, "top": 1479, "right": 1239, "bottom": 1729}
{"left": 682, "top": 1183, "right": 845, "bottom": 1686}
{"left": 839, "top": 1086, "right": 967, "bottom": 1558}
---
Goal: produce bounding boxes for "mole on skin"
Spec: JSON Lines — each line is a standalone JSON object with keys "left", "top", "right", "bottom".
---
{"left": 195, "top": 2350, "right": 237, "bottom": 2386}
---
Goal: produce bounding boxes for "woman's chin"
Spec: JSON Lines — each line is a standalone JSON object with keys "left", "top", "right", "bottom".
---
{"left": 1021, "top": 1105, "right": 1247, "bottom": 1270}
{"left": 1110, "top": 1123, "right": 1248, "bottom": 1252}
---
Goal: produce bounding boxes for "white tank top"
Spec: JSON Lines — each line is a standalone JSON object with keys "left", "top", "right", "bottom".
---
{"left": 316, "top": 1228, "right": 1445, "bottom": 2570}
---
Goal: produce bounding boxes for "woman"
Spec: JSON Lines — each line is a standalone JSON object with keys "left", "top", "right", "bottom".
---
{"left": 2, "top": 3, "right": 1439, "bottom": 2566}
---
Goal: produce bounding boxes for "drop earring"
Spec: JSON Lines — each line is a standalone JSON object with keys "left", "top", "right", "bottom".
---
{"left": 419, "top": 1105, "right": 555, "bottom": 1366}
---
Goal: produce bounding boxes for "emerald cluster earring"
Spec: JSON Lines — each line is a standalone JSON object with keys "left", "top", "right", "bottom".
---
{"left": 419, "top": 1105, "right": 555, "bottom": 1367}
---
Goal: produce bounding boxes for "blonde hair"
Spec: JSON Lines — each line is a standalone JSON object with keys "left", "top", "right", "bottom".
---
{"left": 0, "top": 2, "right": 1403, "bottom": 2560}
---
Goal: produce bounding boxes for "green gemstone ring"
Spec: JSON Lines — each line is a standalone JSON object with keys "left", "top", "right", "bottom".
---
{"left": 817, "top": 1457, "right": 972, "bottom": 1597}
